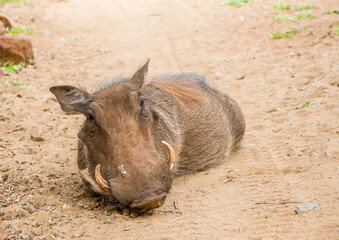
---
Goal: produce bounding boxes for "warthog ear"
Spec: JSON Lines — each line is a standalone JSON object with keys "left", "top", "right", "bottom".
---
{"left": 130, "top": 59, "right": 150, "bottom": 90}
{"left": 49, "top": 85, "right": 92, "bottom": 113}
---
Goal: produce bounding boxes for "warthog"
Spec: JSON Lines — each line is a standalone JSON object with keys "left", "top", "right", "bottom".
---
{"left": 50, "top": 60, "right": 245, "bottom": 216}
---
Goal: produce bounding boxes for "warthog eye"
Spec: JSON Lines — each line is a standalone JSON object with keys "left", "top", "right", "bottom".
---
{"left": 139, "top": 99, "right": 150, "bottom": 118}
{"left": 87, "top": 113, "right": 95, "bottom": 121}
{"left": 140, "top": 99, "right": 145, "bottom": 115}
{"left": 85, "top": 110, "right": 95, "bottom": 122}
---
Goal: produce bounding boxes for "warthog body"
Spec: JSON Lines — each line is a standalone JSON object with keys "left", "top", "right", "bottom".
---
{"left": 50, "top": 60, "right": 245, "bottom": 215}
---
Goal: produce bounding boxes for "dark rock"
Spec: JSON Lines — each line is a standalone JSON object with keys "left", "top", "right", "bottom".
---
{"left": 0, "top": 35, "right": 34, "bottom": 64}
{"left": 31, "top": 136, "right": 45, "bottom": 142}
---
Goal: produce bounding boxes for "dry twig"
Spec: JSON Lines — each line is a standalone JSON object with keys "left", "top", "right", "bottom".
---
{"left": 255, "top": 200, "right": 300, "bottom": 205}
{"left": 74, "top": 49, "right": 112, "bottom": 61}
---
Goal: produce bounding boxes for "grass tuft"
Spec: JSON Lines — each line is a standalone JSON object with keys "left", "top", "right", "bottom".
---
{"left": 0, "top": 0, "right": 21, "bottom": 3}
{"left": 273, "top": 2, "right": 290, "bottom": 10}
{"left": 6, "top": 25, "right": 35, "bottom": 35}
{"left": 272, "top": 14, "right": 292, "bottom": 22}
{"left": 296, "top": 4, "right": 314, "bottom": 11}
{"left": 301, "top": 102, "right": 326, "bottom": 108}
{"left": 295, "top": 11, "right": 316, "bottom": 20}
{"left": 28, "top": 59, "right": 36, "bottom": 65}
{"left": 0, "top": 0, "right": 34, "bottom": 5}
{"left": 269, "top": 26, "right": 298, "bottom": 39}
{"left": 220, "top": 0, "right": 252, "bottom": 7}
{"left": 1, "top": 61, "right": 25, "bottom": 75}
{"left": 272, "top": 11, "right": 315, "bottom": 22}
{"left": 334, "top": 23, "right": 339, "bottom": 36}
{"left": 325, "top": 8, "right": 339, "bottom": 14}
{"left": 23, "top": 0, "right": 34, "bottom": 6}
{"left": 11, "top": 80, "right": 24, "bottom": 86}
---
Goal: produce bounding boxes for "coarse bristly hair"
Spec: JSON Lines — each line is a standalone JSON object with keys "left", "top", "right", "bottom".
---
{"left": 143, "top": 73, "right": 245, "bottom": 176}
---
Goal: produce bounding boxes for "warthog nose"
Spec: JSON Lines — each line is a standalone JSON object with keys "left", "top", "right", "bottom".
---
{"left": 130, "top": 193, "right": 167, "bottom": 212}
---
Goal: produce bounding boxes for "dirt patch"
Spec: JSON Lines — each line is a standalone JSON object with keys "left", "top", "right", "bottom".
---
{"left": 0, "top": 0, "right": 338, "bottom": 239}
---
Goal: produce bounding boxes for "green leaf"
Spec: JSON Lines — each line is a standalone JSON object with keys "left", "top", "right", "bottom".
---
{"left": 1, "top": 61, "right": 26, "bottom": 75}
{"left": 11, "top": 80, "right": 24, "bottom": 86}
{"left": 272, "top": 11, "right": 316, "bottom": 22}
{"left": 6, "top": 25, "right": 35, "bottom": 35}
{"left": 220, "top": 0, "right": 252, "bottom": 7}
{"left": 28, "top": 59, "right": 36, "bottom": 65}
{"left": 0, "top": 0, "right": 21, "bottom": 4}
{"left": 273, "top": 3, "right": 290, "bottom": 10}
{"left": 23, "top": 0, "right": 34, "bottom": 6}
{"left": 269, "top": 26, "right": 298, "bottom": 39}
{"left": 296, "top": 5, "right": 314, "bottom": 11}
{"left": 301, "top": 101, "right": 326, "bottom": 108}
{"left": 325, "top": 8, "right": 339, "bottom": 14}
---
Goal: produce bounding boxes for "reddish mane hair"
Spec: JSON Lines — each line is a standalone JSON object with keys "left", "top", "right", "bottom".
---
{"left": 150, "top": 80, "right": 205, "bottom": 111}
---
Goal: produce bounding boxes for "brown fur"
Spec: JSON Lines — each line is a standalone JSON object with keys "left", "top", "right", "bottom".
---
{"left": 50, "top": 61, "right": 245, "bottom": 214}
{"left": 150, "top": 80, "right": 205, "bottom": 103}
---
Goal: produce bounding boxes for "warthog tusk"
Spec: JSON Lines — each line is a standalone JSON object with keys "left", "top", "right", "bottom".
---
{"left": 95, "top": 164, "right": 110, "bottom": 191}
{"left": 161, "top": 140, "right": 176, "bottom": 170}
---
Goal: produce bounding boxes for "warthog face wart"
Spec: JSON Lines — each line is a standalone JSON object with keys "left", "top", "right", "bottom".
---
{"left": 50, "top": 60, "right": 246, "bottom": 216}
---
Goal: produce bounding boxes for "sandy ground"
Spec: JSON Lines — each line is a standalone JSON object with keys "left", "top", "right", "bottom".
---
{"left": 0, "top": 0, "right": 338, "bottom": 239}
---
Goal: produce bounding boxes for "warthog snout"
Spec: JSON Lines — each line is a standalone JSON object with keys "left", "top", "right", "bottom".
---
{"left": 94, "top": 163, "right": 170, "bottom": 213}
{"left": 94, "top": 148, "right": 172, "bottom": 213}
{"left": 130, "top": 193, "right": 167, "bottom": 211}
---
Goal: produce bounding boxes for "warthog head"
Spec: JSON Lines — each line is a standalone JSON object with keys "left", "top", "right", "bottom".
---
{"left": 50, "top": 60, "right": 175, "bottom": 214}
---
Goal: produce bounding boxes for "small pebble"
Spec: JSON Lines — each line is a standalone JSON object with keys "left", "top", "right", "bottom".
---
{"left": 267, "top": 108, "right": 279, "bottom": 113}
{"left": 31, "top": 136, "right": 45, "bottom": 142}
{"left": 324, "top": 147, "right": 334, "bottom": 157}
{"left": 63, "top": 204, "right": 70, "bottom": 209}
{"left": 244, "top": 144, "right": 255, "bottom": 148}
{"left": 236, "top": 74, "right": 245, "bottom": 80}
{"left": 222, "top": 179, "right": 232, "bottom": 183}
{"left": 296, "top": 201, "right": 319, "bottom": 214}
